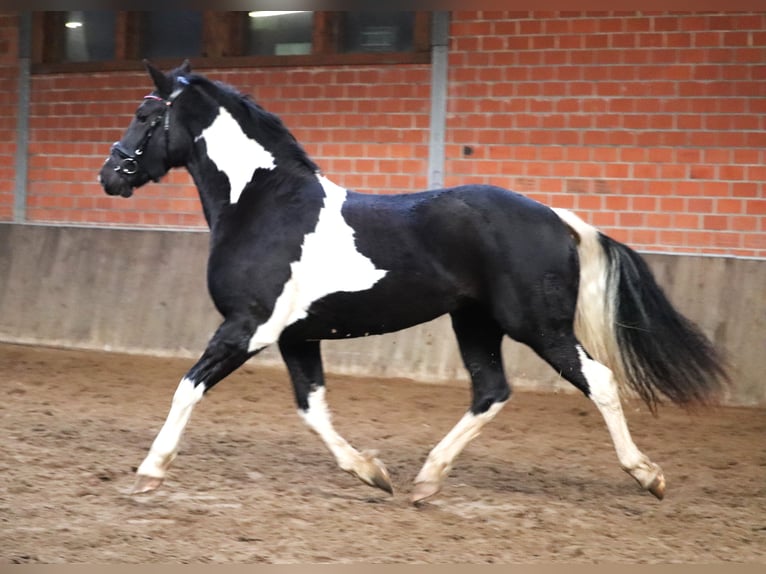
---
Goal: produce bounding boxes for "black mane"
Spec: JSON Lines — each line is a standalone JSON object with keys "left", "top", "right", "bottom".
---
{"left": 187, "top": 74, "right": 319, "bottom": 176}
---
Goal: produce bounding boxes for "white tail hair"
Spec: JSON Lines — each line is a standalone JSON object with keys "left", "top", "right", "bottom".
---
{"left": 551, "top": 208, "right": 627, "bottom": 392}
{"left": 552, "top": 207, "right": 727, "bottom": 411}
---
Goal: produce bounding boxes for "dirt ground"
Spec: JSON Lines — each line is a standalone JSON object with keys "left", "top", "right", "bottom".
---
{"left": 1, "top": 342, "right": 764, "bottom": 564}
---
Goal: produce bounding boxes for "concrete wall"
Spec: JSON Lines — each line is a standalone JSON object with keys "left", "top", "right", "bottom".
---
{"left": 1, "top": 222, "right": 763, "bottom": 406}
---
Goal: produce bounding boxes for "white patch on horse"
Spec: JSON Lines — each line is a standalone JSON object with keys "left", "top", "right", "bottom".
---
{"left": 299, "top": 387, "right": 359, "bottom": 471}
{"left": 575, "top": 345, "right": 648, "bottom": 472}
{"left": 136, "top": 377, "right": 205, "bottom": 479}
{"left": 199, "top": 107, "right": 275, "bottom": 204}
{"left": 247, "top": 175, "right": 387, "bottom": 352}
{"left": 414, "top": 401, "right": 507, "bottom": 487}
{"left": 553, "top": 208, "right": 626, "bottom": 388}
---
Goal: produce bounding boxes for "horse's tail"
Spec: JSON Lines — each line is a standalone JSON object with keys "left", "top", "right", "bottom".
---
{"left": 552, "top": 208, "right": 729, "bottom": 413}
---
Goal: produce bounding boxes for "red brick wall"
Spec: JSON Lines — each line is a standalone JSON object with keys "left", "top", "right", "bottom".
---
{"left": 3, "top": 11, "right": 766, "bottom": 257}
{"left": 25, "top": 65, "right": 431, "bottom": 228}
{"left": 446, "top": 11, "right": 766, "bottom": 256}
{"left": 0, "top": 13, "right": 18, "bottom": 220}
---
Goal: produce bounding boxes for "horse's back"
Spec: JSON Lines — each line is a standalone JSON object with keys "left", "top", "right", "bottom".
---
{"left": 400, "top": 184, "right": 582, "bottom": 341}
{"left": 283, "top": 184, "right": 580, "bottom": 341}
{"left": 346, "top": 183, "right": 577, "bottom": 286}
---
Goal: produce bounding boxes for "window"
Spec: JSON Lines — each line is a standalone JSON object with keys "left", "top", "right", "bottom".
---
{"left": 61, "top": 11, "right": 115, "bottom": 62}
{"left": 34, "top": 11, "right": 117, "bottom": 64}
{"left": 140, "top": 11, "right": 203, "bottom": 60}
{"left": 31, "top": 11, "right": 431, "bottom": 73}
{"left": 341, "top": 12, "right": 415, "bottom": 53}
{"left": 245, "top": 11, "right": 314, "bottom": 56}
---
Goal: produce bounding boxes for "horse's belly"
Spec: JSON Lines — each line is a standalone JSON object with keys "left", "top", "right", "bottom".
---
{"left": 284, "top": 277, "right": 460, "bottom": 340}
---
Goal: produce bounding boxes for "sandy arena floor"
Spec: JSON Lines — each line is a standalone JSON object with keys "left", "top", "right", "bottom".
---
{"left": 1, "top": 342, "right": 764, "bottom": 563}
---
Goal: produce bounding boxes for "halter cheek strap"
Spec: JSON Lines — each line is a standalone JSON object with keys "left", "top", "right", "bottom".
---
{"left": 111, "top": 77, "right": 189, "bottom": 178}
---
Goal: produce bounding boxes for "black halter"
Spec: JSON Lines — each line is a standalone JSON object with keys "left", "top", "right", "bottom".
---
{"left": 111, "top": 78, "right": 188, "bottom": 179}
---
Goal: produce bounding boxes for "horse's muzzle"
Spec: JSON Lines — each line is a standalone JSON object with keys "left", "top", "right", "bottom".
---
{"left": 98, "top": 157, "right": 135, "bottom": 198}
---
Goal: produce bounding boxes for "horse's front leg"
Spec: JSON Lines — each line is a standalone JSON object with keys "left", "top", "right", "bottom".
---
{"left": 132, "top": 315, "right": 257, "bottom": 494}
{"left": 278, "top": 338, "right": 393, "bottom": 495}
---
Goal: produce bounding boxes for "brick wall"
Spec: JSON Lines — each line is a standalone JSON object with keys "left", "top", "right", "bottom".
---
{"left": 446, "top": 11, "right": 765, "bottom": 256}
{"left": 3, "top": 11, "right": 766, "bottom": 257}
{"left": 25, "top": 64, "right": 431, "bottom": 228}
{"left": 0, "top": 13, "right": 18, "bottom": 221}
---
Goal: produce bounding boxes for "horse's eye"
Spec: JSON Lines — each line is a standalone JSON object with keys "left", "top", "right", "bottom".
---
{"left": 136, "top": 114, "right": 148, "bottom": 124}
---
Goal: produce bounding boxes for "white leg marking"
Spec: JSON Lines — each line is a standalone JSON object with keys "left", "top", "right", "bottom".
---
{"left": 300, "top": 386, "right": 392, "bottom": 492}
{"left": 576, "top": 345, "right": 662, "bottom": 488}
{"left": 198, "top": 107, "right": 275, "bottom": 204}
{"left": 415, "top": 401, "right": 507, "bottom": 487}
{"left": 299, "top": 387, "right": 359, "bottom": 472}
{"left": 136, "top": 378, "right": 205, "bottom": 479}
{"left": 247, "top": 176, "right": 387, "bottom": 352}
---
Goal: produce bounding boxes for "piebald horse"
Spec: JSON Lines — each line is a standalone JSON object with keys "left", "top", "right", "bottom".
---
{"left": 99, "top": 61, "right": 727, "bottom": 504}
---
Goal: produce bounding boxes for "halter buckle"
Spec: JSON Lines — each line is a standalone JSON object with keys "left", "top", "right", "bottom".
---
{"left": 115, "top": 157, "right": 138, "bottom": 175}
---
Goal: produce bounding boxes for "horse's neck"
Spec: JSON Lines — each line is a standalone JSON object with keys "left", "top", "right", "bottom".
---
{"left": 184, "top": 158, "right": 229, "bottom": 229}
{"left": 184, "top": 109, "right": 271, "bottom": 227}
{"left": 186, "top": 153, "right": 317, "bottom": 230}
{"left": 185, "top": 101, "right": 318, "bottom": 228}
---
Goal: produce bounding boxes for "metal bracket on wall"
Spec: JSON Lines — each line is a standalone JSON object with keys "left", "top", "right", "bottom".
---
{"left": 427, "top": 11, "right": 449, "bottom": 190}
{"left": 14, "top": 11, "right": 31, "bottom": 223}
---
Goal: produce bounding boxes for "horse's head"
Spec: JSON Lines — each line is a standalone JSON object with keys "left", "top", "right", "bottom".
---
{"left": 99, "top": 60, "right": 195, "bottom": 198}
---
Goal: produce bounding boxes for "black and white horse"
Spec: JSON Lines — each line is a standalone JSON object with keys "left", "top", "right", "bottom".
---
{"left": 99, "top": 61, "right": 727, "bottom": 504}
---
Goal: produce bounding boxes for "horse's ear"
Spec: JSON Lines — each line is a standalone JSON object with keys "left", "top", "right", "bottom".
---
{"left": 143, "top": 59, "right": 173, "bottom": 96}
{"left": 179, "top": 59, "right": 192, "bottom": 75}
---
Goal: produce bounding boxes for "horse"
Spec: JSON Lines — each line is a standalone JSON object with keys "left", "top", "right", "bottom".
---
{"left": 98, "top": 60, "right": 728, "bottom": 504}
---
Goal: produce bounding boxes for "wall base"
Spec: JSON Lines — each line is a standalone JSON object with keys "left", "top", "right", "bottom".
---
{"left": 1, "top": 223, "right": 763, "bottom": 406}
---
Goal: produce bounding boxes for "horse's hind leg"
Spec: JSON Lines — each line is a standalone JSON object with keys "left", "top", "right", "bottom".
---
{"left": 412, "top": 307, "right": 510, "bottom": 504}
{"left": 531, "top": 334, "right": 666, "bottom": 499}
{"left": 278, "top": 338, "right": 393, "bottom": 495}
{"left": 132, "top": 316, "right": 256, "bottom": 494}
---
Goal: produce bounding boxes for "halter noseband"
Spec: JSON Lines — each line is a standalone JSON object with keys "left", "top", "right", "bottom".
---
{"left": 111, "top": 77, "right": 188, "bottom": 178}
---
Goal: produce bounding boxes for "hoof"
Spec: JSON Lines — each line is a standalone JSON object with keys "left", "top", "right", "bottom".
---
{"left": 369, "top": 470, "right": 394, "bottom": 495}
{"left": 648, "top": 473, "right": 666, "bottom": 500}
{"left": 411, "top": 480, "right": 441, "bottom": 505}
{"left": 354, "top": 450, "right": 393, "bottom": 495}
{"left": 132, "top": 474, "right": 164, "bottom": 495}
{"left": 624, "top": 461, "right": 666, "bottom": 501}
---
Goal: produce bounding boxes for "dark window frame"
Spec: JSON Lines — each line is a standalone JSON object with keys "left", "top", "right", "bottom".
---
{"left": 31, "top": 11, "right": 432, "bottom": 74}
